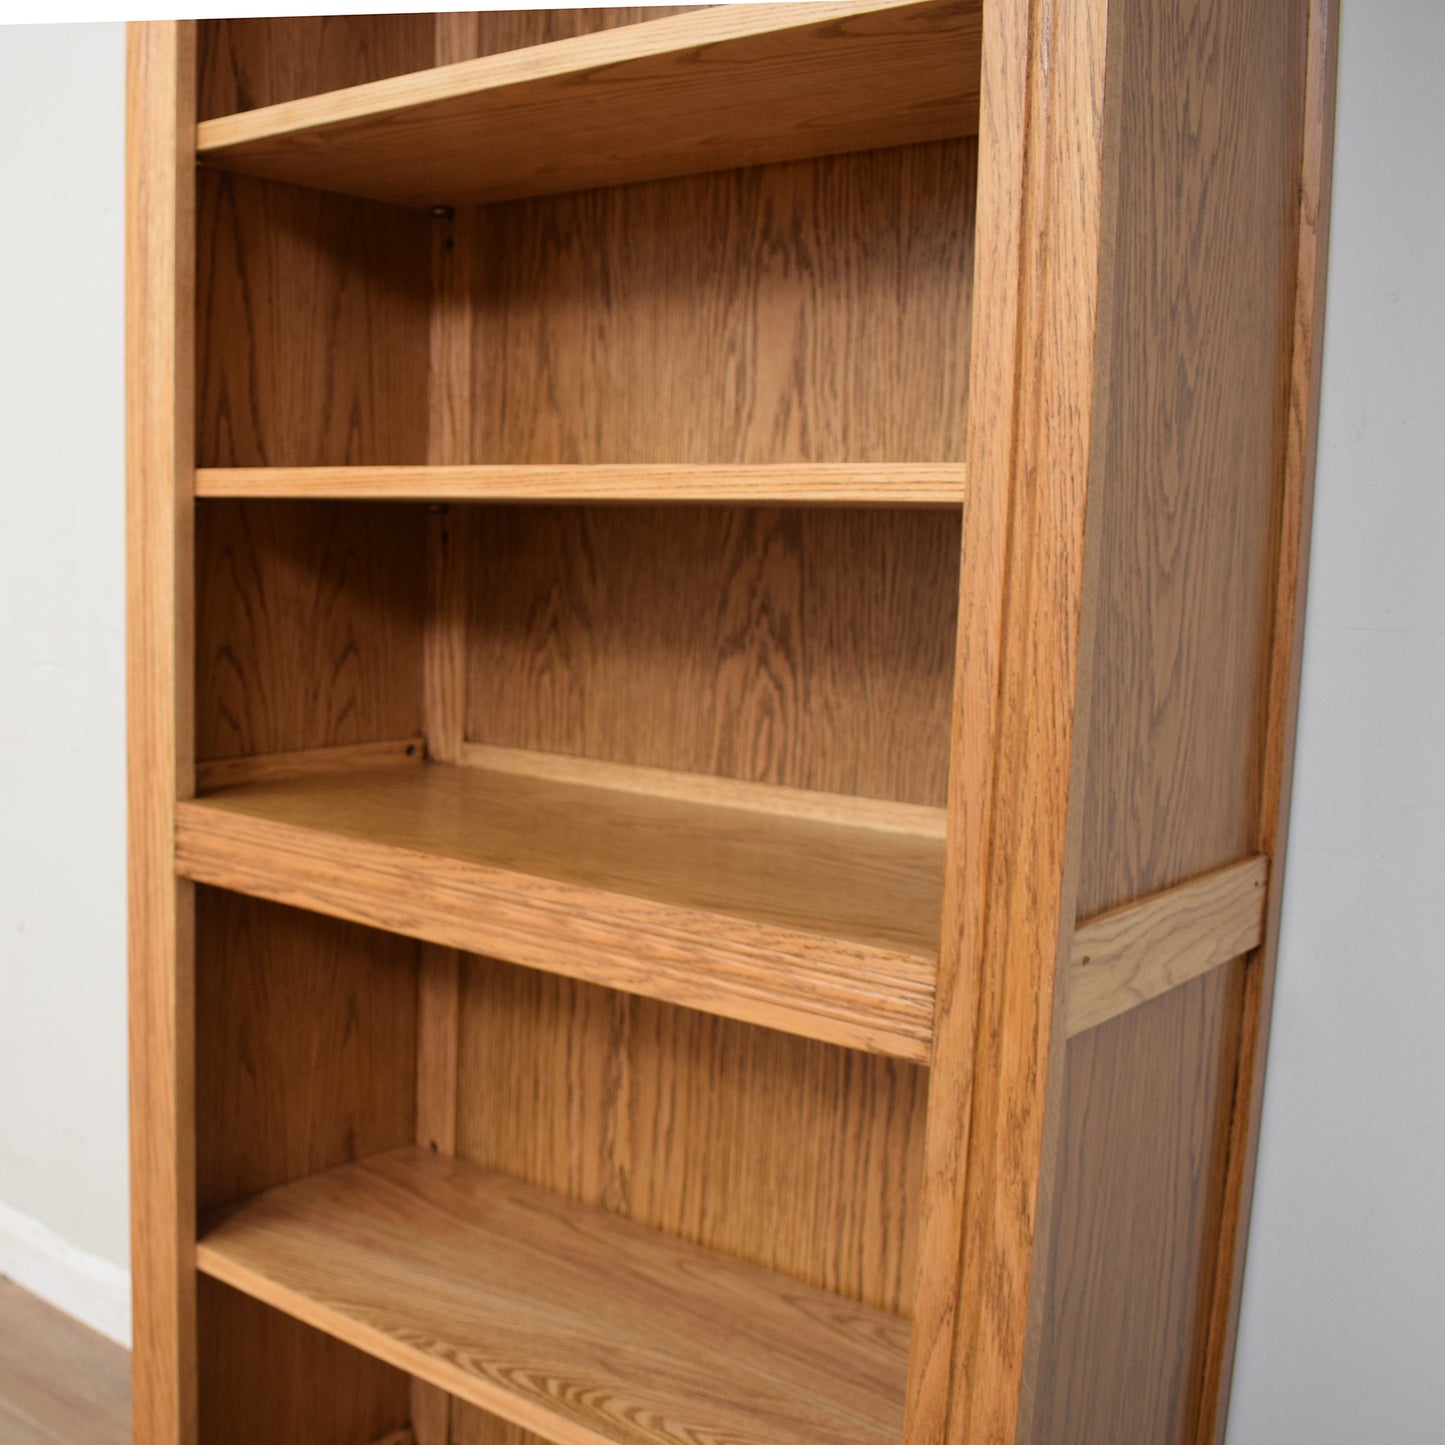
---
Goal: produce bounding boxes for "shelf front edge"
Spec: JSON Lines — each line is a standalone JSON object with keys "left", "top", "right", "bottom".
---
{"left": 174, "top": 801, "right": 937, "bottom": 1063}
{"left": 194, "top": 464, "right": 967, "bottom": 506}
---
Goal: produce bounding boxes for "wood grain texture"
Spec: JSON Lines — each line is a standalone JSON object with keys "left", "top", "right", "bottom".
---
{"left": 412, "top": 939, "right": 460, "bottom": 1445}
{"left": 1195, "top": 6, "right": 1341, "bottom": 1439}
{"left": 195, "top": 173, "right": 430, "bottom": 470}
{"left": 415, "top": 944, "right": 461, "bottom": 1157}
{"left": 1030, "top": 965, "right": 1246, "bottom": 1445}
{"left": 464, "top": 506, "right": 960, "bottom": 806}
{"left": 198, "top": 1279, "right": 411, "bottom": 1445}
{"left": 195, "top": 736, "right": 424, "bottom": 791}
{"left": 195, "top": 462, "right": 968, "bottom": 503}
{"left": 174, "top": 762, "right": 942, "bottom": 1060}
{"left": 412, "top": 25, "right": 474, "bottom": 1437}
{"left": 1067, "top": 857, "right": 1268, "bottom": 1037}
{"left": 197, "top": 14, "right": 433, "bottom": 120}
{"left": 1025, "top": 1, "right": 1316, "bottom": 1441}
{"left": 455, "top": 955, "right": 928, "bottom": 1314}
{"left": 197, "top": 1147, "right": 912, "bottom": 1445}
{"left": 126, "top": 23, "right": 197, "bottom": 1445}
{"left": 464, "top": 7, "right": 702, "bottom": 59}
{"left": 197, "top": 2, "right": 982, "bottom": 209}
{"left": 193, "top": 888, "right": 419, "bottom": 1444}
{"left": 1070, "top": 0, "right": 1309, "bottom": 915}
{"left": 195, "top": 501, "right": 426, "bottom": 760}
{"left": 194, "top": 888, "right": 418, "bottom": 1215}
{"left": 462, "top": 142, "right": 974, "bottom": 466}
{"left": 904, "top": 0, "right": 1112, "bottom": 1439}
{"left": 456, "top": 742, "right": 947, "bottom": 839}
{"left": 0, "top": 1280, "right": 130, "bottom": 1445}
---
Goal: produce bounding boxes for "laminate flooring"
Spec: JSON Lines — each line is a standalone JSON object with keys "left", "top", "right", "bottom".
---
{"left": 0, "top": 1280, "right": 129, "bottom": 1444}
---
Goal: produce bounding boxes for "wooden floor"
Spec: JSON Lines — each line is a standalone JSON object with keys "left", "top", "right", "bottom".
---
{"left": 0, "top": 1280, "right": 130, "bottom": 1444}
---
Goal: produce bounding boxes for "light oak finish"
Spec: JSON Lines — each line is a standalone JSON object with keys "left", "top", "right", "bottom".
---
{"left": 905, "top": 1, "right": 1112, "bottom": 1439}
{"left": 411, "top": 21, "right": 476, "bottom": 1434}
{"left": 195, "top": 183, "right": 430, "bottom": 470}
{"left": 1195, "top": 5, "right": 1341, "bottom": 1439}
{"left": 193, "top": 890, "right": 417, "bottom": 1444}
{"left": 459, "top": 142, "right": 974, "bottom": 468}
{"left": 1066, "top": 858, "right": 1269, "bottom": 1037}
{"left": 453, "top": 953, "right": 928, "bottom": 1316}
{"left": 463, "top": 506, "right": 960, "bottom": 806}
{"left": 195, "top": 462, "right": 968, "bottom": 504}
{"left": 194, "top": 502, "right": 425, "bottom": 760}
{"left": 456, "top": 742, "right": 948, "bottom": 839}
{"left": 195, "top": 736, "right": 424, "bottom": 791}
{"left": 174, "top": 761, "right": 942, "bottom": 1061}
{"left": 196, "top": 1, "right": 982, "bottom": 208}
{"left": 126, "top": 22, "right": 197, "bottom": 1445}
{"left": 1022, "top": 3, "right": 1325, "bottom": 1441}
{"left": 129, "top": 7, "right": 1334, "bottom": 1441}
{"left": 197, "top": 1147, "right": 911, "bottom": 1445}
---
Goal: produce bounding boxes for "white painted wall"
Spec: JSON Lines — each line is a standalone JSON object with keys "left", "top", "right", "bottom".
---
{"left": 0, "top": 5, "right": 1441, "bottom": 1430}
{"left": 1225, "top": 3, "right": 1445, "bottom": 1441}
{"left": 0, "top": 21, "right": 131, "bottom": 1343}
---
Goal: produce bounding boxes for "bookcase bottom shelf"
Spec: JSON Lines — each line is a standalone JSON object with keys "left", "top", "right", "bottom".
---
{"left": 196, "top": 1148, "right": 910, "bottom": 1445}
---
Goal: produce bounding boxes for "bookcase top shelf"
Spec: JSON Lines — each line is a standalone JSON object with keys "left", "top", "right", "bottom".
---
{"left": 197, "top": 1147, "right": 911, "bottom": 1445}
{"left": 175, "top": 760, "right": 944, "bottom": 1061}
{"left": 195, "top": 0, "right": 984, "bottom": 208}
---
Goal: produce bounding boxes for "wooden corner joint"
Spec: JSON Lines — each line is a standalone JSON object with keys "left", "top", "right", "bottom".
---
{"left": 1066, "top": 856, "right": 1271, "bottom": 1037}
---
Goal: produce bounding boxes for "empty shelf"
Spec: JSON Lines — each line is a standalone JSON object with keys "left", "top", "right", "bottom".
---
{"left": 198, "top": 1148, "right": 910, "bottom": 1445}
{"left": 196, "top": 0, "right": 983, "bottom": 208}
{"left": 175, "top": 761, "right": 942, "bottom": 1060}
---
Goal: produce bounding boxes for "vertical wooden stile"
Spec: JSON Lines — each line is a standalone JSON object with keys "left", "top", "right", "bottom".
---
{"left": 904, "top": 0, "right": 1114, "bottom": 1439}
{"left": 127, "top": 20, "right": 198, "bottom": 1445}
{"left": 411, "top": 15, "right": 480, "bottom": 1441}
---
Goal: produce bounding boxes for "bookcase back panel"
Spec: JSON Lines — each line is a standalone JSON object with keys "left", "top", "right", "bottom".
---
{"left": 193, "top": 890, "right": 419, "bottom": 1442}
{"left": 460, "top": 140, "right": 975, "bottom": 465}
{"left": 462, "top": 504, "right": 959, "bottom": 804}
{"left": 199, "top": 1279, "right": 411, "bottom": 1445}
{"left": 194, "top": 888, "right": 419, "bottom": 1215}
{"left": 197, "top": 15, "right": 434, "bottom": 119}
{"left": 196, "top": 172, "right": 431, "bottom": 469}
{"left": 195, "top": 501, "right": 426, "bottom": 761}
{"left": 197, "top": 11, "right": 703, "bottom": 122}
{"left": 454, "top": 954, "right": 927, "bottom": 1314}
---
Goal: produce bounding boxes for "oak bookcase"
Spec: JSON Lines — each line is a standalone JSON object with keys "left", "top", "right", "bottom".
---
{"left": 126, "top": 4, "right": 1338, "bottom": 1443}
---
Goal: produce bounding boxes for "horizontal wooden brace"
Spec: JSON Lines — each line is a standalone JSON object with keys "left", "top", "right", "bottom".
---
{"left": 1066, "top": 856, "right": 1270, "bottom": 1037}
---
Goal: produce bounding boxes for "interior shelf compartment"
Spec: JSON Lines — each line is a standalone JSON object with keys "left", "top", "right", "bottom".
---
{"left": 197, "top": 1146, "right": 911, "bottom": 1445}
{"left": 194, "top": 462, "right": 968, "bottom": 505}
{"left": 175, "top": 759, "right": 943, "bottom": 1062}
{"left": 195, "top": 0, "right": 983, "bottom": 208}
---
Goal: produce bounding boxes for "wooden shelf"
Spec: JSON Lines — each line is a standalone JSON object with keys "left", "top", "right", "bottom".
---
{"left": 195, "top": 0, "right": 983, "bottom": 208}
{"left": 197, "top": 1147, "right": 910, "bottom": 1445}
{"left": 194, "top": 463, "right": 968, "bottom": 505}
{"left": 175, "top": 760, "right": 942, "bottom": 1061}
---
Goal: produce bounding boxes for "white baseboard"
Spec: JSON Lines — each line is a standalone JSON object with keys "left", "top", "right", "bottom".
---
{"left": 0, "top": 1197, "right": 131, "bottom": 1348}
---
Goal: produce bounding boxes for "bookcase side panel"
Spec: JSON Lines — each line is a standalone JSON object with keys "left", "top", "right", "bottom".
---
{"left": 1027, "top": 1, "right": 1325, "bottom": 1442}
{"left": 127, "top": 21, "right": 198, "bottom": 1445}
